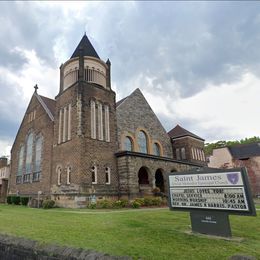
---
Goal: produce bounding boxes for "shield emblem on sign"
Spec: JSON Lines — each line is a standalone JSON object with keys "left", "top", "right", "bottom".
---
{"left": 227, "top": 173, "right": 239, "bottom": 185}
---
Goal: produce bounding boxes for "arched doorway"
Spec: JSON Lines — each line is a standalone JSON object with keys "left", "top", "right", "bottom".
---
{"left": 155, "top": 169, "right": 164, "bottom": 192}
{"left": 138, "top": 167, "right": 149, "bottom": 184}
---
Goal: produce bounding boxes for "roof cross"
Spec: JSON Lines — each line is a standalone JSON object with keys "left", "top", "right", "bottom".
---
{"left": 34, "top": 84, "right": 38, "bottom": 93}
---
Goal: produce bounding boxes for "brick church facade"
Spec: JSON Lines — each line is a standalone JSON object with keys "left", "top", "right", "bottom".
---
{"left": 9, "top": 35, "right": 207, "bottom": 207}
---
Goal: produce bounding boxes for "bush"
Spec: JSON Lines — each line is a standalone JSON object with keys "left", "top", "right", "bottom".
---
{"left": 144, "top": 197, "right": 154, "bottom": 206}
{"left": 87, "top": 203, "right": 97, "bottom": 209}
{"left": 112, "top": 199, "right": 129, "bottom": 209}
{"left": 96, "top": 199, "right": 111, "bottom": 209}
{"left": 6, "top": 196, "right": 12, "bottom": 204}
{"left": 42, "top": 199, "right": 55, "bottom": 209}
{"left": 11, "top": 196, "right": 20, "bottom": 205}
{"left": 151, "top": 197, "right": 163, "bottom": 206}
{"left": 134, "top": 198, "right": 145, "bottom": 206}
{"left": 20, "top": 197, "right": 30, "bottom": 206}
{"left": 131, "top": 201, "right": 141, "bottom": 209}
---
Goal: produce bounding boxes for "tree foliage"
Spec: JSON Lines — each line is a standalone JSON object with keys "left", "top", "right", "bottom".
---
{"left": 205, "top": 136, "right": 260, "bottom": 156}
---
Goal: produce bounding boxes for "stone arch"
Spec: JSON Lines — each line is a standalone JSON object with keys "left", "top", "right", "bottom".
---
{"left": 152, "top": 141, "right": 164, "bottom": 156}
{"left": 121, "top": 132, "right": 136, "bottom": 152}
{"left": 138, "top": 166, "right": 150, "bottom": 185}
{"left": 155, "top": 168, "right": 165, "bottom": 192}
{"left": 135, "top": 128, "right": 151, "bottom": 154}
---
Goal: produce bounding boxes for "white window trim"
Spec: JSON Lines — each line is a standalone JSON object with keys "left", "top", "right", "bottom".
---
{"left": 63, "top": 107, "right": 67, "bottom": 142}
{"left": 67, "top": 166, "right": 71, "bottom": 185}
{"left": 191, "top": 147, "right": 195, "bottom": 159}
{"left": 57, "top": 167, "right": 62, "bottom": 186}
{"left": 91, "top": 166, "right": 97, "bottom": 184}
{"left": 98, "top": 103, "right": 103, "bottom": 140}
{"left": 176, "top": 148, "right": 181, "bottom": 160}
{"left": 104, "top": 105, "right": 110, "bottom": 142}
{"left": 58, "top": 109, "right": 62, "bottom": 144}
{"left": 105, "top": 167, "right": 111, "bottom": 185}
{"left": 67, "top": 104, "right": 71, "bottom": 140}
{"left": 91, "top": 100, "right": 96, "bottom": 139}
{"left": 181, "top": 147, "right": 186, "bottom": 160}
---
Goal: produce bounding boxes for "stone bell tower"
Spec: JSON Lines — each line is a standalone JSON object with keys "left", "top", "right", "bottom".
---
{"left": 52, "top": 34, "right": 118, "bottom": 207}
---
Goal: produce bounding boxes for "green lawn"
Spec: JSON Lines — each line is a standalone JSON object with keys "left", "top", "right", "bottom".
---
{"left": 0, "top": 205, "right": 259, "bottom": 260}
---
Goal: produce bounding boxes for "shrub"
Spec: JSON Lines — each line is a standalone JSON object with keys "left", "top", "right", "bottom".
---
{"left": 143, "top": 197, "right": 154, "bottom": 206}
{"left": 134, "top": 198, "right": 145, "bottom": 206}
{"left": 131, "top": 201, "right": 141, "bottom": 209}
{"left": 6, "top": 196, "right": 12, "bottom": 204}
{"left": 120, "top": 199, "right": 129, "bottom": 208}
{"left": 112, "top": 199, "right": 129, "bottom": 208}
{"left": 151, "top": 197, "right": 163, "bottom": 206}
{"left": 96, "top": 199, "right": 112, "bottom": 209}
{"left": 20, "top": 197, "right": 30, "bottom": 206}
{"left": 11, "top": 196, "right": 20, "bottom": 205}
{"left": 42, "top": 199, "right": 55, "bottom": 209}
{"left": 87, "top": 203, "right": 97, "bottom": 209}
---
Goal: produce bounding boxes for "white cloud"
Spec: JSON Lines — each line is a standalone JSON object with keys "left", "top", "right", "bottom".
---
{"left": 9, "top": 47, "right": 58, "bottom": 99}
{"left": 145, "top": 72, "right": 260, "bottom": 141}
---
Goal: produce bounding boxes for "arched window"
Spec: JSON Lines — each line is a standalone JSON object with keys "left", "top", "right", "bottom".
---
{"left": 33, "top": 136, "right": 43, "bottom": 182}
{"left": 91, "top": 165, "right": 97, "bottom": 184}
{"left": 57, "top": 167, "right": 62, "bottom": 185}
{"left": 138, "top": 131, "right": 148, "bottom": 153}
{"left": 181, "top": 147, "right": 186, "bottom": 160}
{"left": 16, "top": 146, "right": 24, "bottom": 184}
{"left": 17, "top": 146, "right": 24, "bottom": 176}
{"left": 124, "top": 136, "right": 133, "bottom": 151}
{"left": 25, "top": 133, "right": 33, "bottom": 175}
{"left": 105, "top": 167, "right": 111, "bottom": 184}
{"left": 153, "top": 143, "right": 161, "bottom": 156}
{"left": 90, "top": 100, "right": 96, "bottom": 139}
{"left": 67, "top": 166, "right": 71, "bottom": 185}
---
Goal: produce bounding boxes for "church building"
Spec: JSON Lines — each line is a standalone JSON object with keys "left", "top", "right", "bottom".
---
{"left": 9, "top": 35, "right": 207, "bottom": 207}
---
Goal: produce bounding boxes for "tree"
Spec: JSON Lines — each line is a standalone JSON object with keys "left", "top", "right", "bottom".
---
{"left": 204, "top": 136, "right": 260, "bottom": 156}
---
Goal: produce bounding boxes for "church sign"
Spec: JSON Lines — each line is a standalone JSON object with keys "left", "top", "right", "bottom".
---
{"left": 168, "top": 168, "right": 256, "bottom": 237}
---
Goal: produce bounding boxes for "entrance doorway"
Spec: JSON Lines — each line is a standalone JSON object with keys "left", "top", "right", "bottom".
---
{"left": 138, "top": 167, "right": 149, "bottom": 184}
{"left": 155, "top": 169, "right": 164, "bottom": 192}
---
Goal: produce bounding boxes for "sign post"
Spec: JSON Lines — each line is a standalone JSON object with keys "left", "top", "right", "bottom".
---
{"left": 168, "top": 167, "right": 256, "bottom": 237}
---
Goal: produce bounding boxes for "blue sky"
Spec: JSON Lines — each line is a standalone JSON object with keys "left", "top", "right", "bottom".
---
{"left": 1, "top": 1, "right": 260, "bottom": 156}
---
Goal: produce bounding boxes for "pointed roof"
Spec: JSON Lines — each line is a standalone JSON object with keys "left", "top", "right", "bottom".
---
{"left": 116, "top": 88, "right": 144, "bottom": 108}
{"left": 70, "top": 34, "right": 100, "bottom": 59}
{"left": 34, "top": 93, "right": 56, "bottom": 121}
{"left": 168, "top": 124, "right": 204, "bottom": 141}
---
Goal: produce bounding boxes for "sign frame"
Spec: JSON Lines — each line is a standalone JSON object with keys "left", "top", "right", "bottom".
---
{"left": 168, "top": 167, "right": 256, "bottom": 216}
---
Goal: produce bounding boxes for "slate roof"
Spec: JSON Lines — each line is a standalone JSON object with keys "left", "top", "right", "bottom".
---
{"left": 34, "top": 94, "right": 56, "bottom": 121}
{"left": 228, "top": 142, "right": 260, "bottom": 159}
{"left": 70, "top": 34, "right": 100, "bottom": 59}
{"left": 116, "top": 96, "right": 128, "bottom": 107}
{"left": 168, "top": 124, "right": 204, "bottom": 141}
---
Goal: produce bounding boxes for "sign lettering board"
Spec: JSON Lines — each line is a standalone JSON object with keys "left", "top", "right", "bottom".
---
{"left": 168, "top": 167, "right": 256, "bottom": 216}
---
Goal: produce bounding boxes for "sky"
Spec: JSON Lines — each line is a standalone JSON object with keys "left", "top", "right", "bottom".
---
{"left": 1, "top": 1, "right": 260, "bottom": 156}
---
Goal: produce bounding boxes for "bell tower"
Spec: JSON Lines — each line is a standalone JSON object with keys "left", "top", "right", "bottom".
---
{"left": 52, "top": 34, "right": 118, "bottom": 207}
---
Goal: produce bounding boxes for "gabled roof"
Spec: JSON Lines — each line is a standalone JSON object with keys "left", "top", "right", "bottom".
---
{"left": 116, "top": 96, "right": 128, "bottom": 107}
{"left": 168, "top": 124, "right": 204, "bottom": 141}
{"left": 228, "top": 142, "right": 260, "bottom": 159}
{"left": 35, "top": 93, "right": 55, "bottom": 121}
{"left": 116, "top": 88, "right": 142, "bottom": 108}
{"left": 70, "top": 34, "right": 100, "bottom": 59}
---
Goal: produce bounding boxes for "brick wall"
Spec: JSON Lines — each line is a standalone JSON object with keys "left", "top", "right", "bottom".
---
{"left": 9, "top": 94, "right": 54, "bottom": 197}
